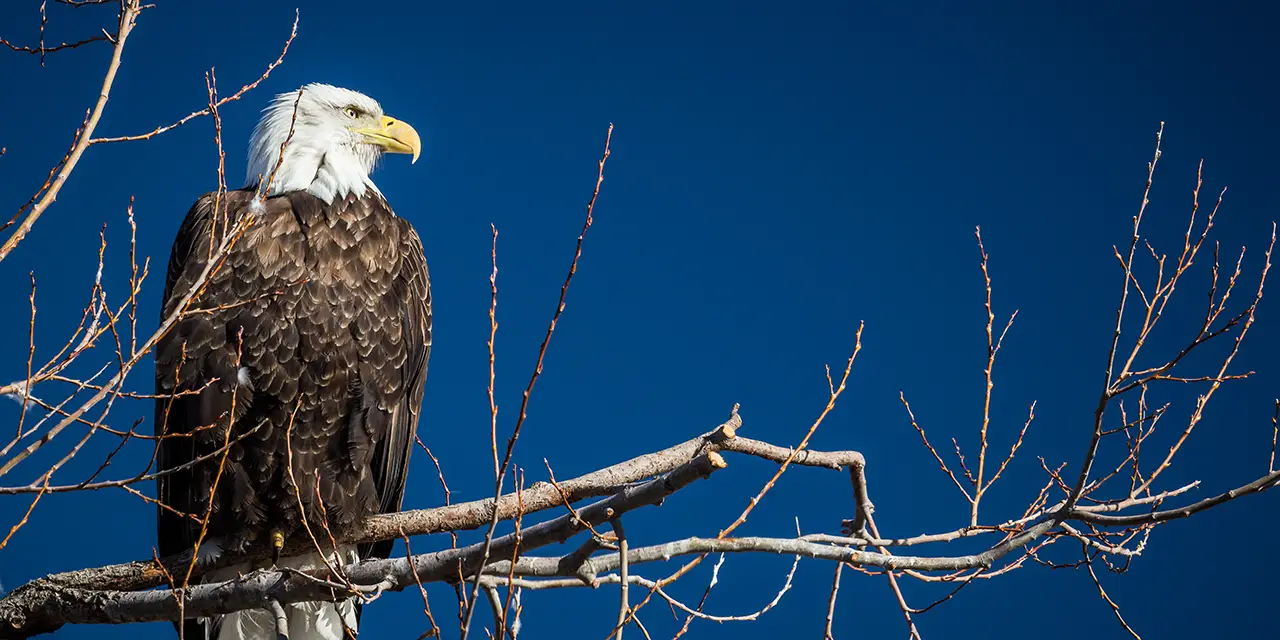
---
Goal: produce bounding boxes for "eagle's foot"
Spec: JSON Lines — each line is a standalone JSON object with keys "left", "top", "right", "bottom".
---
{"left": 270, "top": 528, "right": 285, "bottom": 566}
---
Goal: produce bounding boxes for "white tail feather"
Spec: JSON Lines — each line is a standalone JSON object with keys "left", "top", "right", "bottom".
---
{"left": 201, "top": 546, "right": 360, "bottom": 640}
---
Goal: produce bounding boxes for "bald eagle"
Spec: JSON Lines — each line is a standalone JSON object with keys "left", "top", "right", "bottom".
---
{"left": 154, "top": 84, "right": 432, "bottom": 640}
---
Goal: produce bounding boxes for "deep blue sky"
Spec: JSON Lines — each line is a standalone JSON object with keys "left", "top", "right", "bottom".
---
{"left": 1, "top": 1, "right": 1278, "bottom": 638}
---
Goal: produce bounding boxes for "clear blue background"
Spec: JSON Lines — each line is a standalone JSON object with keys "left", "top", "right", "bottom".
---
{"left": 1, "top": 1, "right": 1277, "bottom": 638}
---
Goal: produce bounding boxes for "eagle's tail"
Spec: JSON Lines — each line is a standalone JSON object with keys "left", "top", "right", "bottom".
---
{"left": 201, "top": 546, "right": 360, "bottom": 640}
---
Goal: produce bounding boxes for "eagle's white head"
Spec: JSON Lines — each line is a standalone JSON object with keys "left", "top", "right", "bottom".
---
{"left": 244, "top": 83, "right": 421, "bottom": 204}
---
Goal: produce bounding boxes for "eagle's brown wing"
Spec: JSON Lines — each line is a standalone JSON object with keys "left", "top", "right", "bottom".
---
{"left": 360, "top": 218, "right": 432, "bottom": 563}
{"left": 154, "top": 188, "right": 432, "bottom": 636}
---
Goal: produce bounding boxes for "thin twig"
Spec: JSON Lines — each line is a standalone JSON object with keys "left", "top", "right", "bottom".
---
{"left": 88, "top": 11, "right": 298, "bottom": 145}
{"left": 902, "top": 393, "right": 973, "bottom": 502}
{"left": 1083, "top": 543, "right": 1143, "bottom": 639}
{"left": 460, "top": 124, "right": 614, "bottom": 640}
{"left": 823, "top": 561, "right": 843, "bottom": 640}
{"left": 0, "top": 0, "right": 145, "bottom": 263}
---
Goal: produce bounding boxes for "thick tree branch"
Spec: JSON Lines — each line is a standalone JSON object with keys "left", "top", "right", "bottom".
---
{"left": 7, "top": 411, "right": 857, "bottom": 590}
{"left": 0, "top": 452, "right": 727, "bottom": 637}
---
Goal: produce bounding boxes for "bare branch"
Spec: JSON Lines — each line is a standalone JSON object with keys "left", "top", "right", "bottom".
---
{"left": 0, "top": 451, "right": 726, "bottom": 636}
{"left": 902, "top": 392, "right": 973, "bottom": 502}
{"left": 0, "top": 0, "right": 145, "bottom": 263}
{"left": 461, "top": 124, "right": 613, "bottom": 640}
{"left": 1083, "top": 543, "right": 1143, "bottom": 639}
{"left": 87, "top": 11, "right": 298, "bottom": 145}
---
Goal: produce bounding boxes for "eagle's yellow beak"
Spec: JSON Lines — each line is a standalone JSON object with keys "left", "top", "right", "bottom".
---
{"left": 355, "top": 115, "right": 422, "bottom": 164}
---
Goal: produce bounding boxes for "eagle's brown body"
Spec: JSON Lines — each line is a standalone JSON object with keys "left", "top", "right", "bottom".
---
{"left": 153, "top": 188, "right": 431, "bottom": 589}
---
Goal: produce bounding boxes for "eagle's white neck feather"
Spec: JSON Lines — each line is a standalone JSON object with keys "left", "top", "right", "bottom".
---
{"left": 244, "top": 84, "right": 385, "bottom": 204}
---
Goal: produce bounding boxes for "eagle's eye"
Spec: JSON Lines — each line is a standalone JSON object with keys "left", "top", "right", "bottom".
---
{"left": 342, "top": 106, "right": 360, "bottom": 119}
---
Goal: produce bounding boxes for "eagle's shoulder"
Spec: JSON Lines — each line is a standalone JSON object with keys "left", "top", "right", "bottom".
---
{"left": 169, "top": 189, "right": 296, "bottom": 254}
{"left": 162, "top": 190, "right": 302, "bottom": 306}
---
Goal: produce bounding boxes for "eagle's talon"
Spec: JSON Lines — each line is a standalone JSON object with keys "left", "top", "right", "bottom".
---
{"left": 270, "top": 529, "right": 285, "bottom": 566}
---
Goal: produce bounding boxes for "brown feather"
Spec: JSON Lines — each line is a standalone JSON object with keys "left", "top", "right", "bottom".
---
{"left": 154, "top": 188, "right": 431, "bottom": 635}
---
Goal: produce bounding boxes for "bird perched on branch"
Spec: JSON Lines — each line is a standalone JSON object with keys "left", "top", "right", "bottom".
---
{"left": 153, "top": 83, "right": 432, "bottom": 640}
